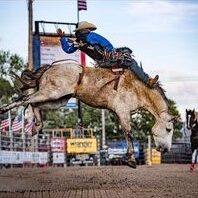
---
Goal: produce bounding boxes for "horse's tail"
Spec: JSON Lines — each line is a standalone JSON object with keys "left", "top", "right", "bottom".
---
{"left": 14, "top": 64, "right": 51, "bottom": 91}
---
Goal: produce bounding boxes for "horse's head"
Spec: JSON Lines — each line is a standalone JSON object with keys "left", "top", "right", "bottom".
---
{"left": 186, "top": 109, "right": 197, "bottom": 130}
{"left": 152, "top": 113, "right": 174, "bottom": 153}
{"left": 186, "top": 109, "right": 192, "bottom": 130}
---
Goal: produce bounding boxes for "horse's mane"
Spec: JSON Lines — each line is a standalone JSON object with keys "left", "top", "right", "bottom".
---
{"left": 122, "top": 67, "right": 169, "bottom": 110}
{"left": 88, "top": 65, "right": 170, "bottom": 111}
{"left": 155, "top": 82, "right": 169, "bottom": 107}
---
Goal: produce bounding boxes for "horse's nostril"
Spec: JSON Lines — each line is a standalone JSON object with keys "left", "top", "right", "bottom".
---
{"left": 156, "top": 146, "right": 161, "bottom": 152}
{"left": 166, "top": 128, "right": 171, "bottom": 132}
{"left": 163, "top": 148, "right": 168, "bottom": 153}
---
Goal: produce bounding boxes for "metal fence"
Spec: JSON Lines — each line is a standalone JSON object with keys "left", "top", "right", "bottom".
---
{"left": 0, "top": 130, "right": 50, "bottom": 167}
{"left": 161, "top": 142, "right": 192, "bottom": 164}
{"left": 0, "top": 129, "right": 195, "bottom": 167}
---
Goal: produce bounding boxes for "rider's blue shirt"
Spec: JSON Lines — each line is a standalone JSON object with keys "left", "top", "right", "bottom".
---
{"left": 60, "top": 32, "right": 114, "bottom": 54}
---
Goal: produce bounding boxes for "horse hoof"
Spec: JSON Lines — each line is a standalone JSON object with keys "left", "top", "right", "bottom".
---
{"left": 127, "top": 160, "right": 137, "bottom": 169}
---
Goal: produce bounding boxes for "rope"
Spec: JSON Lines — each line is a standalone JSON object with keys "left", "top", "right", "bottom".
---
{"left": 51, "top": 59, "right": 79, "bottom": 65}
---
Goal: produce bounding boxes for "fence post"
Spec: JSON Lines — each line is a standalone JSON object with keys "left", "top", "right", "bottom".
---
{"left": 0, "top": 131, "right": 1, "bottom": 151}
{"left": 148, "top": 135, "right": 152, "bottom": 166}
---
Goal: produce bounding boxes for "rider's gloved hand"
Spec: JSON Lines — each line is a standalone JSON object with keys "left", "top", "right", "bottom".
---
{"left": 57, "top": 28, "right": 65, "bottom": 37}
{"left": 73, "top": 40, "right": 85, "bottom": 48}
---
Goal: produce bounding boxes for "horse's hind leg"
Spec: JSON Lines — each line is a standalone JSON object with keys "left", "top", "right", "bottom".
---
{"left": 116, "top": 111, "right": 137, "bottom": 168}
{"left": 0, "top": 96, "right": 28, "bottom": 114}
{"left": 30, "top": 95, "right": 72, "bottom": 135}
{"left": 0, "top": 87, "right": 69, "bottom": 114}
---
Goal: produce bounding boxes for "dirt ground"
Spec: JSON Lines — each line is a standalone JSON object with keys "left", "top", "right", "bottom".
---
{"left": 0, "top": 164, "right": 197, "bottom": 198}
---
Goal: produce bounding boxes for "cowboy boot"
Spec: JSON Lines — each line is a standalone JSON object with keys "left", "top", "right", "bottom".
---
{"left": 147, "top": 75, "right": 159, "bottom": 88}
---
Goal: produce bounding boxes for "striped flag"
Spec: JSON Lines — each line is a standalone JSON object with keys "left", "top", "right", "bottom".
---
{"left": 78, "top": 0, "right": 87, "bottom": 11}
{"left": 0, "top": 118, "right": 9, "bottom": 130}
{"left": 12, "top": 114, "right": 22, "bottom": 132}
{"left": 25, "top": 121, "right": 34, "bottom": 134}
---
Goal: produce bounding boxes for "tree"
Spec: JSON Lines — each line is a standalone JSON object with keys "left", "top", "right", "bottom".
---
{"left": 167, "top": 99, "right": 183, "bottom": 139}
{"left": 0, "top": 51, "right": 25, "bottom": 79}
{"left": 0, "top": 78, "right": 14, "bottom": 104}
{"left": 131, "top": 99, "right": 183, "bottom": 142}
{"left": 0, "top": 50, "right": 26, "bottom": 104}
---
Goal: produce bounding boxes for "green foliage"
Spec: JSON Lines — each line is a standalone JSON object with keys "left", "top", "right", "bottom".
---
{"left": 0, "top": 78, "right": 14, "bottom": 103}
{"left": 43, "top": 110, "right": 66, "bottom": 128}
{"left": 0, "top": 50, "right": 26, "bottom": 104}
{"left": 131, "top": 99, "right": 183, "bottom": 142}
{"left": 64, "top": 109, "right": 78, "bottom": 128}
{"left": 132, "top": 110, "right": 154, "bottom": 142}
{"left": 168, "top": 99, "right": 183, "bottom": 139}
{"left": 0, "top": 51, "right": 25, "bottom": 78}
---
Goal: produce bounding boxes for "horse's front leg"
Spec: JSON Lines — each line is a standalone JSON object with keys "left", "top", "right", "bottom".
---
{"left": 125, "top": 130, "right": 137, "bottom": 168}
{"left": 117, "top": 111, "right": 137, "bottom": 168}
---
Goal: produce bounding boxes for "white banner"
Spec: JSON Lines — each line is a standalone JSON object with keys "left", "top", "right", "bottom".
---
{"left": 0, "top": 151, "right": 48, "bottom": 164}
{"left": 40, "top": 36, "right": 80, "bottom": 65}
{"left": 53, "top": 153, "right": 65, "bottom": 164}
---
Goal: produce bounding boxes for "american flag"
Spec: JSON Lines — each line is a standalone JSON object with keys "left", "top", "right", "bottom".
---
{"left": 78, "top": 0, "right": 87, "bottom": 11}
{"left": 25, "top": 121, "right": 34, "bottom": 134}
{"left": 0, "top": 118, "right": 9, "bottom": 130}
{"left": 12, "top": 114, "right": 22, "bottom": 132}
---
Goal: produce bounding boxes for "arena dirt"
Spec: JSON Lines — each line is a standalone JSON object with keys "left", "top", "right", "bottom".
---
{"left": 0, "top": 164, "right": 197, "bottom": 198}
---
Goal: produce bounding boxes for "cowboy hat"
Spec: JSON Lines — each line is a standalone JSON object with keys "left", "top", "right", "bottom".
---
{"left": 74, "top": 21, "right": 97, "bottom": 32}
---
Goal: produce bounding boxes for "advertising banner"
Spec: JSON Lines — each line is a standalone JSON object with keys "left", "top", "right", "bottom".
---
{"left": 67, "top": 138, "right": 97, "bottom": 154}
{"left": 0, "top": 151, "right": 48, "bottom": 164}
{"left": 53, "top": 153, "right": 65, "bottom": 164}
{"left": 40, "top": 36, "right": 81, "bottom": 65}
{"left": 51, "top": 138, "right": 66, "bottom": 152}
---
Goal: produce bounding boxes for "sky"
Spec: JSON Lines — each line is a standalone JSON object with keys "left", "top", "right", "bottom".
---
{"left": 0, "top": 0, "right": 198, "bottom": 121}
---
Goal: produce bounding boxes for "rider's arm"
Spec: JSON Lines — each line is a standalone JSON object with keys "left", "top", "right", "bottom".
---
{"left": 87, "top": 32, "right": 114, "bottom": 52}
{"left": 60, "top": 37, "right": 78, "bottom": 54}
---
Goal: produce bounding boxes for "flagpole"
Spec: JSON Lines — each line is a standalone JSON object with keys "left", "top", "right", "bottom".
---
{"left": 8, "top": 110, "right": 13, "bottom": 152}
{"left": 77, "top": 0, "right": 83, "bottom": 126}
{"left": 77, "top": 0, "right": 79, "bottom": 23}
{"left": 22, "top": 110, "right": 25, "bottom": 152}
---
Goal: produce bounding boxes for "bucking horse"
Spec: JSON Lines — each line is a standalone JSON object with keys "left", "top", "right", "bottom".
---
{"left": 0, "top": 62, "right": 175, "bottom": 168}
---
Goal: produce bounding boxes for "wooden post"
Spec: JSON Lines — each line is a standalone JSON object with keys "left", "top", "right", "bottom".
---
{"left": 148, "top": 135, "right": 152, "bottom": 166}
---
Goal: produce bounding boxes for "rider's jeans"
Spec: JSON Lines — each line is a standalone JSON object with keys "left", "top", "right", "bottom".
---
{"left": 129, "top": 59, "right": 149, "bottom": 83}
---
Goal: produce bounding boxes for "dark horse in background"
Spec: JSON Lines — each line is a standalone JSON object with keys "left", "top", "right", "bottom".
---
{"left": 186, "top": 109, "right": 198, "bottom": 171}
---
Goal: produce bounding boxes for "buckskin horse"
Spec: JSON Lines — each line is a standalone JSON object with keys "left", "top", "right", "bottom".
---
{"left": 186, "top": 109, "right": 198, "bottom": 171}
{"left": 0, "top": 62, "right": 175, "bottom": 168}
